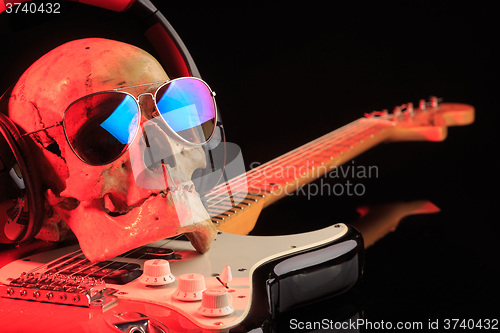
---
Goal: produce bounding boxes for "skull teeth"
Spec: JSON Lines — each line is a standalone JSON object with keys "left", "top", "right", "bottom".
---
{"left": 169, "top": 183, "right": 195, "bottom": 193}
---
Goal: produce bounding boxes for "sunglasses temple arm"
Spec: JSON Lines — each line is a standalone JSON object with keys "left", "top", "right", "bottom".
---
{"left": 21, "top": 121, "right": 63, "bottom": 137}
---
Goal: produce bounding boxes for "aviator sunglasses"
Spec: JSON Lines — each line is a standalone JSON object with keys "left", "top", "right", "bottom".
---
{"left": 22, "top": 77, "right": 217, "bottom": 166}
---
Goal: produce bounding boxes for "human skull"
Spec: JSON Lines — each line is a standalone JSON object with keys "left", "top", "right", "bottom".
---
{"left": 7, "top": 38, "right": 217, "bottom": 262}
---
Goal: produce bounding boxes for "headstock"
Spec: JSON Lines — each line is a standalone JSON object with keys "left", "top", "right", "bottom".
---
{"left": 364, "top": 97, "right": 475, "bottom": 142}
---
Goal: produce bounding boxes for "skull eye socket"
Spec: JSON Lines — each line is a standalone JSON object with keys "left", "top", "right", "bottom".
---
{"left": 63, "top": 92, "right": 140, "bottom": 166}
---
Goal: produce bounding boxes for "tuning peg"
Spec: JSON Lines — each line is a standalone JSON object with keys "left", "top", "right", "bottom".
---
{"left": 405, "top": 102, "right": 414, "bottom": 116}
{"left": 364, "top": 111, "right": 380, "bottom": 118}
{"left": 373, "top": 110, "right": 388, "bottom": 117}
{"left": 429, "top": 96, "right": 439, "bottom": 108}
{"left": 392, "top": 106, "right": 402, "bottom": 117}
{"left": 419, "top": 99, "right": 426, "bottom": 111}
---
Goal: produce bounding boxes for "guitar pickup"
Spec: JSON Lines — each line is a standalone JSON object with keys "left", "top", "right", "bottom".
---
{"left": 121, "top": 246, "right": 181, "bottom": 260}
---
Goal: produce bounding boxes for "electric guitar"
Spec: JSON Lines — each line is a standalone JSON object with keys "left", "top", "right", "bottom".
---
{"left": 0, "top": 98, "right": 474, "bottom": 332}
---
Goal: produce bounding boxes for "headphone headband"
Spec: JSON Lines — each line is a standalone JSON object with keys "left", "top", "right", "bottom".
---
{"left": 1, "top": 0, "right": 200, "bottom": 79}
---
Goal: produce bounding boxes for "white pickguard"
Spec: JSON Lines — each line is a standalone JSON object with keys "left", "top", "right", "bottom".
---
{"left": 0, "top": 223, "right": 348, "bottom": 330}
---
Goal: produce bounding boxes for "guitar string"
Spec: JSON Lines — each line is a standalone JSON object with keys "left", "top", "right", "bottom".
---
{"left": 204, "top": 123, "right": 378, "bottom": 219}
{"left": 205, "top": 120, "right": 366, "bottom": 208}
{"left": 28, "top": 233, "right": 185, "bottom": 291}
{"left": 205, "top": 119, "right": 383, "bottom": 212}
{"left": 59, "top": 234, "right": 186, "bottom": 285}
{"left": 24, "top": 233, "right": 183, "bottom": 286}
{"left": 26, "top": 248, "right": 83, "bottom": 275}
{"left": 96, "top": 234, "right": 186, "bottom": 281}
{"left": 205, "top": 119, "right": 380, "bottom": 206}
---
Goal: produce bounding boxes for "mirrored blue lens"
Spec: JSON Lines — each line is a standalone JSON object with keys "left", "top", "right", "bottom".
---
{"left": 156, "top": 78, "right": 216, "bottom": 144}
{"left": 64, "top": 92, "right": 139, "bottom": 165}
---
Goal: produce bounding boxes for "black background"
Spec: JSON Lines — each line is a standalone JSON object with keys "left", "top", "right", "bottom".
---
{"left": 1, "top": 1, "right": 498, "bottom": 331}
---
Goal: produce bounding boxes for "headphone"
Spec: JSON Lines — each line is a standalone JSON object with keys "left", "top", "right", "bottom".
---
{"left": 0, "top": 0, "right": 226, "bottom": 244}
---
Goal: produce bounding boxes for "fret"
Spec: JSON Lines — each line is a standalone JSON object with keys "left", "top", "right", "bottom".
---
{"left": 207, "top": 190, "right": 265, "bottom": 220}
{"left": 207, "top": 200, "right": 244, "bottom": 212}
{"left": 208, "top": 206, "right": 238, "bottom": 215}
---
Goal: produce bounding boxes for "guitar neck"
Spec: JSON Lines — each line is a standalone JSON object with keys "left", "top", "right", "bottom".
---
{"left": 206, "top": 100, "right": 474, "bottom": 234}
{"left": 206, "top": 117, "right": 395, "bottom": 233}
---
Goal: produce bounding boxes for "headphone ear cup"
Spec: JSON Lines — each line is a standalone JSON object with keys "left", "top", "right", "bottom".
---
{"left": 0, "top": 113, "right": 44, "bottom": 243}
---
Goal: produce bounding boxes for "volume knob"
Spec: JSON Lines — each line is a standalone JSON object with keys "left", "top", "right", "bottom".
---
{"left": 139, "top": 259, "right": 175, "bottom": 286}
{"left": 173, "top": 273, "right": 206, "bottom": 301}
{"left": 198, "top": 288, "right": 234, "bottom": 317}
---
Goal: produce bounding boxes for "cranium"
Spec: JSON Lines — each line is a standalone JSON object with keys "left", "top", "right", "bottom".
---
{"left": 7, "top": 38, "right": 217, "bottom": 262}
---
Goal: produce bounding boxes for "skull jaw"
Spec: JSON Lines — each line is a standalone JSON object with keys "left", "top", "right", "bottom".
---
{"left": 53, "top": 190, "right": 217, "bottom": 262}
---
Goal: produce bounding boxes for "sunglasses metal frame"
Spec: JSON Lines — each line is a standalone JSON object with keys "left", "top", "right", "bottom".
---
{"left": 21, "top": 77, "right": 218, "bottom": 166}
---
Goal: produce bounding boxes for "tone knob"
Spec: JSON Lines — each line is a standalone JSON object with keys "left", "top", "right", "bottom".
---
{"left": 139, "top": 259, "right": 175, "bottom": 286}
{"left": 173, "top": 273, "right": 206, "bottom": 301}
{"left": 198, "top": 288, "right": 234, "bottom": 317}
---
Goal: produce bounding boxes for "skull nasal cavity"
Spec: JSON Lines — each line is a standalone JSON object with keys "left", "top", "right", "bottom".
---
{"left": 142, "top": 121, "right": 176, "bottom": 170}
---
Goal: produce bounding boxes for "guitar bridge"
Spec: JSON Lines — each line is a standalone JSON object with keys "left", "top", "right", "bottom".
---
{"left": 0, "top": 272, "right": 109, "bottom": 307}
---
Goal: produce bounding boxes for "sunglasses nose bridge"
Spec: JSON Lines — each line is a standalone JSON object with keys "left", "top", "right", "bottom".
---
{"left": 136, "top": 93, "right": 158, "bottom": 119}
{"left": 137, "top": 92, "right": 155, "bottom": 99}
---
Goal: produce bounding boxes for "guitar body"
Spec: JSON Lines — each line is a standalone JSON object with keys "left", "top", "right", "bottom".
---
{"left": 0, "top": 99, "right": 474, "bottom": 332}
{"left": 0, "top": 224, "right": 363, "bottom": 332}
